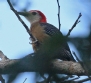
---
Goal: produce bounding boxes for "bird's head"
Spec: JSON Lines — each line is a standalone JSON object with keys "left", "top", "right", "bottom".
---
{"left": 18, "top": 10, "right": 47, "bottom": 24}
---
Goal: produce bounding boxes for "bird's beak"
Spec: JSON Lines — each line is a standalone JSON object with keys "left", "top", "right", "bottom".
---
{"left": 17, "top": 12, "right": 30, "bottom": 17}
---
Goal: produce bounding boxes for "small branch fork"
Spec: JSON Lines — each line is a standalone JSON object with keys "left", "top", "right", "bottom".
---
{"left": 66, "top": 13, "right": 82, "bottom": 37}
{"left": 56, "top": 0, "right": 82, "bottom": 36}
{"left": 7, "top": 0, "right": 35, "bottom": 41}
{"left": 57, "top": 0, "right": 61, "bottom": 30}
{"left": 73, "top": 52, "right": 91, "bottom": 81}
{"left": 0, "top": 51, "right": 8, "bottom": 83}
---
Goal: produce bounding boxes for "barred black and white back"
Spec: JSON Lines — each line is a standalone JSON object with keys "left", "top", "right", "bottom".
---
{"left": 40, "top": 23, "right": 75, "bottom": 61}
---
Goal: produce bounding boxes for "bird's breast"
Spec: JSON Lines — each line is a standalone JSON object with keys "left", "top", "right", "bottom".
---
{"left": 30, "top": 23, "right": 49, "bottom": 42}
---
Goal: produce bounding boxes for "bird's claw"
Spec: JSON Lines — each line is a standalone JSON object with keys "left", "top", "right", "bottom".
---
{"left": 29, "top": 40, "right": 38, "bottom": 44}
{"left": 29, "top": 37, "right": 38, "bottom": 44}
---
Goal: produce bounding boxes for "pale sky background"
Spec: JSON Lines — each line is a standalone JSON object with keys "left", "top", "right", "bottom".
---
{"left": 0, "top": 0, "right": 91, "bottom": 83}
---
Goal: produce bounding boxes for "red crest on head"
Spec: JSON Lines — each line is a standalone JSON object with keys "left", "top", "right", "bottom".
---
{"left": 29, "top": 10, "right": 47, "bottom": 23}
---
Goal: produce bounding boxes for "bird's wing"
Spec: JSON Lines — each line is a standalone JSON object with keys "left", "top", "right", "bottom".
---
{"left": 40, "top": 23, "right": 75, "bottom": 61}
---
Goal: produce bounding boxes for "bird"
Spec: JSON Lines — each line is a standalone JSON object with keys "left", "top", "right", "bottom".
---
{"left": 17, "top": 10, "right": 75, "bottom": 61}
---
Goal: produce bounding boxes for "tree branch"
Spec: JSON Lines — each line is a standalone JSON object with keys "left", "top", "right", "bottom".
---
{"left": 0, "top": 58, "right": 85, "bottom": 75}
{"left": 7, "top": 0, "right": 35, "bottom": 41}
{"left": 0, "top": 51, "right": 87, "bottom": 75}
{"left": 0, "top": 51, "right": 8, "bottom": 83}
{"left": 57, "top": 0, "right": 61, "bottom": 30}
{"left": 66, "top": 13, "right": 82, "bottom": 37}
{"left": 73, "top": 51, "right": 91, "bottom": 81}
{"left": 0, "top": 75, "right": 5, "bottom": 83}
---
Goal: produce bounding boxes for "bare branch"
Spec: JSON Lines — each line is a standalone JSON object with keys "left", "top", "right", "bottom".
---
{"left": 0, "top": 51, "right": 8, "bottom": 83}
{"left": 66, "top": 13, "right": 82, "bottom": 37}
{"left": 23, "top": 78, "right": 27, "bottom": 83}
{"left": 0, "top": 51, "right": 8, "bottom": 61}
{"left": 0, "top": 75, "right": 5, "bottom": 83}
{"left": 76, "top": 77, "right": 91, "bottom": 83}
{"left": 0, "top": 51, "right": 86, "bottom": 75}
{"left": 1, "top": 50, "right": 91, "bottom": 82}
{"left": 57, "top": 0, "right": 61, "bottom": 30}
{"left": 7, "top": 0, "right": 35, "bottom": 41}
{"left": 0, "top": 59, "right": 85, "bottom": 75}
{"left": 51, "top": 59, "right": 85, "bottom": 75}
{"left": 73, "top": 52, "right": 91, "bottom": 81}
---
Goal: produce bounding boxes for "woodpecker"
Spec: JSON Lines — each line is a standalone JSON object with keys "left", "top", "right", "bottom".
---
{"left": 18, "top": 10, "right": 75, "bottom": 61}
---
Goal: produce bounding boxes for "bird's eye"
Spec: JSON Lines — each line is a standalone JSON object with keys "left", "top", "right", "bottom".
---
{"left": 31, "top": 12, "right": 37, "bottom": 15}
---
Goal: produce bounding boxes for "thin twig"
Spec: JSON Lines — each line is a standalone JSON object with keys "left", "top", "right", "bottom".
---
{"left": 23, "top": 78, "right": 27, "bottom": 83}
{"left": 7, "top": 0, "right": 35, "bottom": 40}
{"left": 73, "top": 51, "right": 91, "bottom": 81}
{"left": 62, "top": 77, "right": 91, "bottom": 83}
{"left": 66, "top": 13, "right": 82, "bottom": 37}
{"left": 0, "top": 51, "right": 8, "bottom": 61}
{"left": 57, "top": 0, "right": 61, "bottom": 30}
{"left": 72, "top": 51, "right": 80, "bottom": 62}
{"left": 76, "top": 77, "right": 91, "bottom": 83}
{"left": 0, "top": 75, "right": 5, "bottom": 83}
